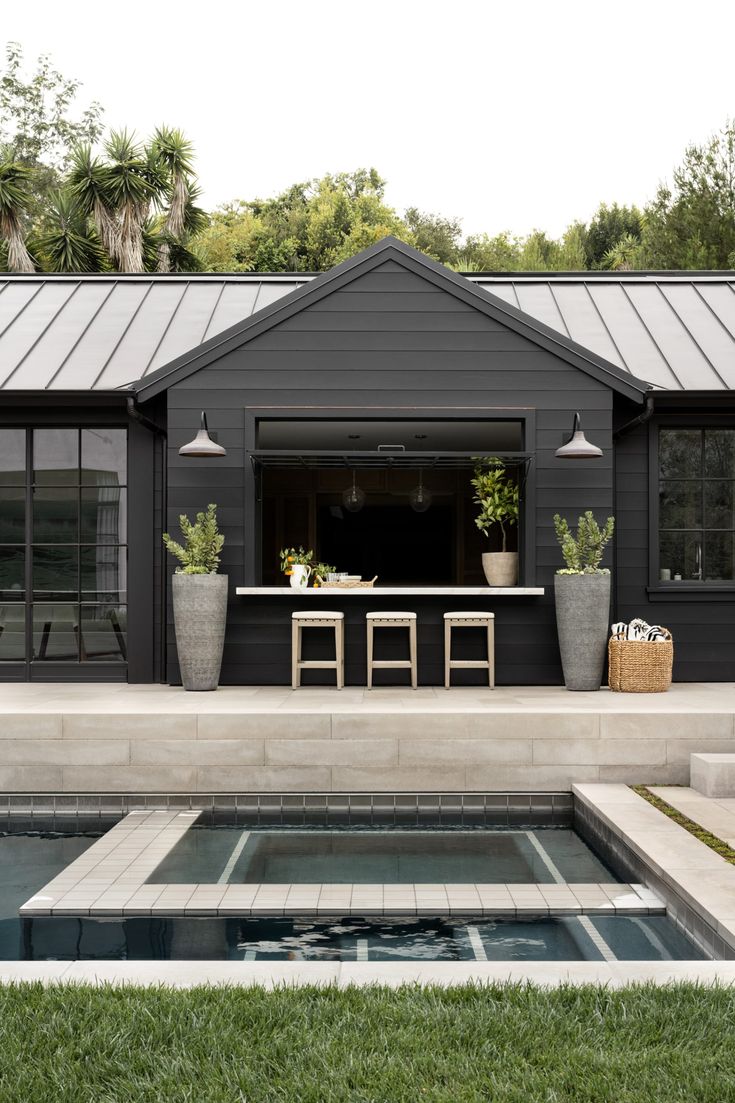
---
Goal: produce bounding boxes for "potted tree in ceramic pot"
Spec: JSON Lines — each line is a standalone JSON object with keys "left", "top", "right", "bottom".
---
{"left": 553, "top": 511, "right": 614, "bottom": 691}
{"left": 163, "top": 503, "right": 227, "bottom": 691}
{"left": 471, "top": 461, "right": 520, "bottom": 586}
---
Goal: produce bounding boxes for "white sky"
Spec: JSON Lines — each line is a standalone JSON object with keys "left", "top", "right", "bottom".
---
{"left": 6, "top": 0, "right": 735, "bottom": 238}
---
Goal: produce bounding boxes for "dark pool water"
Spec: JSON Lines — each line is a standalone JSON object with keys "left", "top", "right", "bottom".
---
{"left": 148, "top": 827, "right": 619, "bottom": 885}
{"left": 0, "top": 831, "right": 706, "bottom": 963}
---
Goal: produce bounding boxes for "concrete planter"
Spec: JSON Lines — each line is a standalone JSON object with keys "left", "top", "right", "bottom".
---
{"left": 554, "top": 573, "right": 611, "bottom": 691}
{"left": 482, "top": 552, "right": 518, "bottom": 587}
{"left": 172, "top": 573, "right": 228, "bottom": 691}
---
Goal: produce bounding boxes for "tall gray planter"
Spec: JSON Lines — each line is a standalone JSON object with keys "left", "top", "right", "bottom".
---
{"left": 172, "top": 574, "right": 228, "bottom": 691}
{"left": 554, "top": 573, "right": 611, "bottom": 691}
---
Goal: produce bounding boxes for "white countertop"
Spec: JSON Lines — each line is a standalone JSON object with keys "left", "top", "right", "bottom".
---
{"left": 235, "top": 586, "right": 545, "bottom": 596}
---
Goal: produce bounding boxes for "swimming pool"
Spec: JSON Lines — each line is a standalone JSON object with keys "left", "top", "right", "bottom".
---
{"left": 147, "top": 827, "right": 618, "bottom": 885}
{"left": 1, "top": 828, "right": 706, "bottom": 962}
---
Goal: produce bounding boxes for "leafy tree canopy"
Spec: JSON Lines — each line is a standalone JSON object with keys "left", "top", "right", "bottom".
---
{"left": 3, "top": 41, "right": 735, "bottom": 275}
{"left": 638, "top": 121, "right": 735, "bottom": 269}
{"left": 0, "top": 41, "right": 103, "bottom": 216}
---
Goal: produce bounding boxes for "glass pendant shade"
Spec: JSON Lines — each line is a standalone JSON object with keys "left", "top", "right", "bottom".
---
{"left": 342, "top": 471, "right": 366, "bottom": 512}
{"left": 179, "top": 412, "right": 227, "bottom": 458}
{"left": 409, "top": 471, "right": 432, "bottom": 512}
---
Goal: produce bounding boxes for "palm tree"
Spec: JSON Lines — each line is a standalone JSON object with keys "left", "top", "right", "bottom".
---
{"left": 0, "top": 160, "right": 35, "bottom": 272}
{"left": 152, "top": 126, "right": 195, "bottom": 272}
{"left": 603, "top": 233, "right": 642, "bottom": 271}
{"left": 104, "top": 130, "right": 161, "bottom": 272}
{"left": 68, "top": 145, "right": 117, "bottom": 260}
{"left": 36, "top": 190, "right": 106, "bottom": 272}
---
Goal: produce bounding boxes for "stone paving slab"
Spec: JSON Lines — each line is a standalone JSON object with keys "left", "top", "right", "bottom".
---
{"left": 19, "top": 808, "right": 664, "bottom": 918}
{"left": 3, "top": 960, "right": 735, "bottom": 988}
{"left": 575, "top": 782, "right": 735, "bottom": 956}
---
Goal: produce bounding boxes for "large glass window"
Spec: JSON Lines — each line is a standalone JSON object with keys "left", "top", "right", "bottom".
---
{"left": 0, "top": 427, "right": 127, "bottom": 665}
{"left": 658, "top": 428, "right": 735, "bottom": 583}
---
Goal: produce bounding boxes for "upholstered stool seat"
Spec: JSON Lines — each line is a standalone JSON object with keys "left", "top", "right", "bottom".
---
{"left": 366, "top": 611, "right": 417, "bottom": 689}
{"left": 443, "top": 611, "right": 495, "bottom": 689}
{"left": 291, "top": 610, "right": 344, "bottom": 689}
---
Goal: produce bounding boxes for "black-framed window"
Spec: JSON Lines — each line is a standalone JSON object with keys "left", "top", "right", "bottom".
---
{"left": 0, "top": 427, "right": 127, "bottom": 664}
{"left": 658, "top": 427, "right": 735, "bottom": 583}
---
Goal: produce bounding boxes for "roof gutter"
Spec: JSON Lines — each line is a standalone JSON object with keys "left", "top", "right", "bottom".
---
{"left": 613, "top": 393, "right": 655, "bottom": 439}
{"left": 126, "top": 396, "right": 166, "bottom": 438}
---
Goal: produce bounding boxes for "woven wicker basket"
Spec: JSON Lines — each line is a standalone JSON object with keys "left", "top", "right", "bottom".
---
{"left": 608, "top": 629, "right": 673, "bottom": 693}
{"left": 315, "top": 575, "right": 378, "bottom": 589}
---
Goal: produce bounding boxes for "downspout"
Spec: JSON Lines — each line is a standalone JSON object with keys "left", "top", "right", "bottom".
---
{"left": 126, "top": 397, "right": 168, "bottom": 684}
{"left": 613, "top": 392, "right": 654, "bottom": 439}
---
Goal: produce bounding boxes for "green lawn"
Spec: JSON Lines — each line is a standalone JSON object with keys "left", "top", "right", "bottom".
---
{"left": 1, "top": 982, "right": 734, "bottom": 1102}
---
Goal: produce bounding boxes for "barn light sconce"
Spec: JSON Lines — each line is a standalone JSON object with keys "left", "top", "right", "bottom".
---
{"left": 179, "top": 411, "right": 227, "bottom": 458}
{"left": 555, "top": 411, "right": 603, "bottom": 459}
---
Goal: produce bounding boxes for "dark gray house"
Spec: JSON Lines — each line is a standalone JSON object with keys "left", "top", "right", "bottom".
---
{"left": 0, "top": 237, "right": 733, "bottom": 685}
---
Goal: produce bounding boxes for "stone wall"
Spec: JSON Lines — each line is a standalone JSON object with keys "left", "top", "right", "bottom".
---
{"left": 1, "top": 707, "right": 733, "bottom": 793}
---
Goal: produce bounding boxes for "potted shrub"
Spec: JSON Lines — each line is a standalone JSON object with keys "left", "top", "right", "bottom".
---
{"left": 553, "top": 511, "right": 615, "bottom": 691}
{"left": 279, "top": 547, "right": 336, "bottom": 588}
{"left": 471, "top": 462, "right": 520, "bottom": 586}
{"left": 163, "top": 503, "right": 227, "bottom": 691}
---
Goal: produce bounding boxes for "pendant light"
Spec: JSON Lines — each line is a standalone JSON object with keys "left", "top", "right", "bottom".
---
{"left": 409, "top": 470, "right": 432, "bottom": 512}
{"left": 178, "top": 411, "right": 227, "bottom": 458}
{"left": 555, "top": 411, "right": 603, "bottom": 459}
{"left": 342, "top": 470, "right": 366, "bottom": 512}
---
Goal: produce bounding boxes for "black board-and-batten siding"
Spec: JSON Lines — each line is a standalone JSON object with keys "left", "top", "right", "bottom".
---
{"left": 164, "top": 259, "right": 618, "bottom": 686}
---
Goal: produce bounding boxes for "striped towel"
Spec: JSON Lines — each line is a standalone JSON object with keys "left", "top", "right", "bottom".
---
{"left": 611, "top": 620, "right": 668, "bottom": 642}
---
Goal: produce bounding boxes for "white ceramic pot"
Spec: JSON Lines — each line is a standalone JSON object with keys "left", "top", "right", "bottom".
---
{"left": 290, "top": 564, "right": 312, "bottom": 589}
{"left": 482, "top": 552, "right": 518, "bottom": 587}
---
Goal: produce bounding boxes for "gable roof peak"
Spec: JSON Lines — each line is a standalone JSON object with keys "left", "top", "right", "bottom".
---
{"left": 133, "top": 236, "right": 651, "bottom": 402}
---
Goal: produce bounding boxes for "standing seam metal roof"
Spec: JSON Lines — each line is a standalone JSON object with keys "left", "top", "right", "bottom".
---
{"left": 1, "top": 271, "right": 735, "bottom": 391}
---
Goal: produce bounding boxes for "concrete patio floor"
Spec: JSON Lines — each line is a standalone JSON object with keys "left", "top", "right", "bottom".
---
{"left": 0, "top": 682, "right": 733, "bottom": 713}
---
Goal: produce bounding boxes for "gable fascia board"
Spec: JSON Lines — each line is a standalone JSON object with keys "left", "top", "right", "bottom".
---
{"left": 134, "top": 237, "right": 652, "bottom": 403}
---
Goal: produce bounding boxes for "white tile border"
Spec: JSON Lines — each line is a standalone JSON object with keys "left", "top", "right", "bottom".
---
{"left": 19, "top": 810, "right": 664, "bottom": 919}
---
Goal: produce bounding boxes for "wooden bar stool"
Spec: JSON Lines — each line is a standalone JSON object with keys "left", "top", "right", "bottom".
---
{"left": 366, "top": 611, "right": 417, "bottom": 689}
{"left": 291, "top": 611, "right": 344, "bottom": 689}
{"left": 444, "top": 612, "right": 495, "bottom": 689}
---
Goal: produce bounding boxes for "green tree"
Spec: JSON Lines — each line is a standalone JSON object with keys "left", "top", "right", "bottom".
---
{"left": 63, "top": 127, "right": 203, "bottom": 273}
{"left": 34, "top": 188, "right": 106, "bottom": 272}
{"left": 585, "top": 202, "right": 642, "bottom": 269}
{"left": 639, "top": 121, "right": 735, "bottom": 269}
{"left": 454, "top": 232, "right": 521, "bottom": 271}
{"left": 195, "top": 169, "right": 411, "bottom": 272}
{"left": 403, "top": 207, "right": 462, "bottom": 265}
{"left": 0, "top": 42, "right": 103, "bottom": 214}
{"left": 0, "top": 160, "right": 35, "bottom": 271}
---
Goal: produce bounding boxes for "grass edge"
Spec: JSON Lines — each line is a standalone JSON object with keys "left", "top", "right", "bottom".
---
{"left": 632, "top": 784, "right": 735, "bottom": 865}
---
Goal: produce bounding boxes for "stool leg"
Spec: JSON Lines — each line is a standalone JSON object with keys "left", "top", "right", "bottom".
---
{"left": 366, "top": 620, "right": 373, "bottom": 689}
{"left": 335, "top": 620, "right": 344, "bottom": 690}
{"left": 291, "top": 620, "right": 300, "bottom": 690}
{"left": 444, "top": 620, "right": 451, "bottom": 690}
{"left": 487, "top": 621, "right": 495, "bottom": 689}
{"left": 409, "top": 619, "right": 417, "bottom": 690}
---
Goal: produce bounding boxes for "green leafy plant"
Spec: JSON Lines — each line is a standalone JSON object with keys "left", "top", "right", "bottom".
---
{"left": 471, "top": 461, "right": 520, "bottom": 552}
{"left": 279, "top": 547, "right": 314, "bottom": 576}
{"left": 163, "top": 503, "right": 224, "bottom": 574}
{"left": 313, "top": 562, "right": 336, "bottom": 581}
{"left": 553, "top": 511, "right": 614, "bottom": 574}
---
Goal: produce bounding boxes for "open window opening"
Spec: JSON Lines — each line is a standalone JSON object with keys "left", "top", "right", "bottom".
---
{"left": 253, "top": 418, "right": 530, "bottom": 587}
